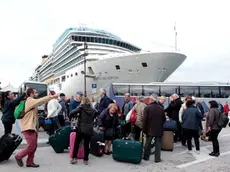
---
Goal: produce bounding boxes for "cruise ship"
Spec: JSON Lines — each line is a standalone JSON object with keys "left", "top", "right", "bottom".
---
{"left": 30, "top": 27, "right": 187, "bottom": 98}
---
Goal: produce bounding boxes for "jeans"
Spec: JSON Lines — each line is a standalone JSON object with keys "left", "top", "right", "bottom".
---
{"left": 47, "top": 117, "right": 60, "bottom": 136}
{"left": 58, "top": 115, "right": 65, "bottom": 127}
{"left": 210, "top": 129, "right": 221, "bottom": 153}
{"left": 144, "top": 136, "right": 162, "bottom": 162}
{"left": 2, "top": 122, "right": 13, "bottom": 135}
{"left": 184, "top": 129, "right": 200, "bottom": 151}
{"left": 16, "top": 131, "right": 38, "bottom": 165}
{"left": 134, "top": 125, "right": 142, "bottom": 141}
{"left": 72, "top": 132, "right": 91, "bottom": 161}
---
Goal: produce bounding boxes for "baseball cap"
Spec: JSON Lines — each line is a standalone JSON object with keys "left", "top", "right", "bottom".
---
{"left": 76, "top": 91, "right": 83, "bottom": 95}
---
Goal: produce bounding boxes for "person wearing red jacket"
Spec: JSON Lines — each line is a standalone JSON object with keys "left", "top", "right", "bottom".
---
{"left": 224, "top": 102, "right": 229, "bottom": 114}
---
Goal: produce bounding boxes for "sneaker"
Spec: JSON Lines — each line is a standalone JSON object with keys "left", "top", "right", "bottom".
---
{"left": 187, "top": 150, "right": 193, "bottom": 154}
{"left": 15, "top": 156, "right": 24, "bottom": 167}
{"left": 26, "top": 163, "right": 40, "bottom": 168}
{"left": 196, "top": 150, "right": 200, "bottom": 154}
{"left": 70, "top": 159, "right": 78, "bottom": 164}
{"left": 83, "top": 160, "right": 88, "bottom": 165}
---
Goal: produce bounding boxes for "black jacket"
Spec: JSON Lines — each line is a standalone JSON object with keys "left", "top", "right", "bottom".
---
{"left": 1, "top": 93, "right": 26, "bottom": 124}
{"left": 69, "top": 104, "right": 95, "bottom": 136}
{"left": 165, "top": 98, "right": 183, "bottom": 121}
{"left": 143, "top": 102, "right": 166, "bottom": 137}
{"left": 97, "top": 95, "right": 113, "bottom": 115}
{"left": 98, "top": 108, "right": 120, "bottom": 129}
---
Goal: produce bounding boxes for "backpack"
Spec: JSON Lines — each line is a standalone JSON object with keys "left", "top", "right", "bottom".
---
{"left": 217, "top": 111, "right": 229, "bottom": 128}
{"left": 14, "top": 101, "right": 26, "bottom": 119}
{"left": 14, "top": 100, "right": 32, "bottom": 119}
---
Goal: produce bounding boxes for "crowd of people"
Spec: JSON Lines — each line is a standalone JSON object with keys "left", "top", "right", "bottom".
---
{"left": 0, "top": 88, "right": 229, "bottom": 168}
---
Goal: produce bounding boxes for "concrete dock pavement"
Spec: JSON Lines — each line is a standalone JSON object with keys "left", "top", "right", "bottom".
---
{"left": 1, "top": 112, "right": 230, "bottom": 171}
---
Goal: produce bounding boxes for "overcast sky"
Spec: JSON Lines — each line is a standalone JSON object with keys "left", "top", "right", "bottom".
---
{"left": 0, "top": 0, "right": 229, "bottom": 88}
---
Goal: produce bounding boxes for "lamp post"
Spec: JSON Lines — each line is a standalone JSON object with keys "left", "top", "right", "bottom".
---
{"left": 83, "top": 42, "right": 88, "bottom": 97}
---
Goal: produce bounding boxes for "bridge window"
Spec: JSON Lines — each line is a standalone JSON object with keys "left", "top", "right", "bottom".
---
{"left": 113, "top": 85, "right": 129, "bottom": 96}
{"left": 115, "top": 65, "right": 120, "bottom": 70}
{"left": 220, "top": 86, "right": 230, "bottom": 98}
{"left": 143, "top": 85, "right": 160, "bottom": 96}
{"left": 160, "top": 86, "right": 179, "bottom": 97}
{"left": 142, "top": 62, "right": 147, "bottom": 67}
{"left": 130, "top": 85, "right": 143, "bottom": 96}
{"left": 75, "top": 72, "right": 78, "bottom": 76}
{"left": 179, "top": 86, "right": 199, "bottom": 97}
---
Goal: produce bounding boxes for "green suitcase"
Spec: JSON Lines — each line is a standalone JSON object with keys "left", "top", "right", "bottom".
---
{"left": 49, "top": 125, "right": 71, "bottom": 153}
{"left": 112, "top": 139, "right": 142, "bottom": 164}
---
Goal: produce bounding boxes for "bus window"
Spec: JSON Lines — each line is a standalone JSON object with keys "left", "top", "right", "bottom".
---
{"left": 160, "top": 86, "right": 179, "bottom": 97}
{"left": 112, "top": 85, "right": 129, "bottom": 96}
{"left": 130, "top": 85, "right": 143, "bottom": 96}
{"left": 179, "top": 86, "right": 199, "bottom": 97}
{"left": 199, "top": 86, "right": 219, "bottom": 98}
{"left": 25, "top": 83, "right": 48, "bottom": 98}
{"left": 220, "top": 86, "right": 230, "bottom": 98}
{"left": 143, "top": 85, "right": 160, "bottom": 96}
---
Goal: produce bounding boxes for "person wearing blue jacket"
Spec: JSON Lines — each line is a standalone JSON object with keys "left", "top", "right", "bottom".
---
{"left": 182, "top": 99, "right": 203, "bottom": 154}
{"left": 69, "top": 91, "right": 83, "bottom": 112}
{"left": 1, "top": 91, "right": 26, "bottom": 134}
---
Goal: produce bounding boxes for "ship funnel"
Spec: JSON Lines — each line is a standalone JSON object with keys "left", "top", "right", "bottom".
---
{"left": 42, "top": 55, "right": 48, "bottom": 62}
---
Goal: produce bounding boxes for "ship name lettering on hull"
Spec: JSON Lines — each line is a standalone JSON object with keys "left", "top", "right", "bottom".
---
{"left": 98, "top": 76, "right": 119, "bottom": 80}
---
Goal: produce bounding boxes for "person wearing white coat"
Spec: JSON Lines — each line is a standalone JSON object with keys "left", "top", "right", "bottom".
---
{"left": 46, "top": 91, "right": 62, "bottom": 139}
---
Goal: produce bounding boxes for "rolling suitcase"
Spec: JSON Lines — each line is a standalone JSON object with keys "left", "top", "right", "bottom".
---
{"left": 49, "top": 125, "right": 71, "bottom": 153}
{"left": 112, "top": 138, "right": 142, "bottom": 164}
{"left": 161, "top": 131, "right": 174, "bottom": 151}
{"left": 69, "top": 132, "right": 84, "bottom": 159}
{"left": 0, "top": 133, "right": 22, "bottom": 162}
{"left": 90, "top": 129, "right": 105, "bottom": 157}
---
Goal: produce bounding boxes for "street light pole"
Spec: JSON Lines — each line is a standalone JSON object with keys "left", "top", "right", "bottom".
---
{"left": 84, "top": 42, "right": 88, "bottom": 97}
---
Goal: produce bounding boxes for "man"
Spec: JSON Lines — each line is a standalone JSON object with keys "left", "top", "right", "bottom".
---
{"left": 122, "top": 93, "right": 134, "bottom": 136}
{"left": 143, "top": 94, "right": 166, "bottom": 162}
{"left": 15, "top": 88, "right": 57, "bottom": 168}
{"left": 69, "top": 91, "right": 83, "bottom": 112}
{"left": 58, "top": 93, "right": 67, "bottom": 126}
{"left": 165, "top": 93, "right": 183, "bottom": 142}
{"left": 122, "top": 93, "right": 134, "bottom": 120}
{"left": 97, "top": 88, "right": 113, "bottom": 115}
{"left": 158, "top": 96, "right": 166, "bottom": 109}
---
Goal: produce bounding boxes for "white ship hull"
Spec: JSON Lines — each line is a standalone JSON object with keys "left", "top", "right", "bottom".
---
{"left": 49, "top": 52, "right": 186, "bottom": 98}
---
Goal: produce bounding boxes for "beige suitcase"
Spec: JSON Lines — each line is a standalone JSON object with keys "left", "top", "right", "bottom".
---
{"left": 161, "top": 131, "right": 174, "bottom": 151}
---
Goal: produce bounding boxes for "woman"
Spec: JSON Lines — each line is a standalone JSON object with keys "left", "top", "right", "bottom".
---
{"left": 207, "top": 100, "right": 222, "bottom": 157}
{"left": 1, "top": 91, "right": 26, "bottom": 134}
{"left": 69, "top": 97, "right": 95, "bottom": 165}
{"left": 98, "top": 103, "right": 120, "bottom": 155}
{"left": 179, "top": 96, "right": 192, "bottom": 146}
{"left": 133, "top": 96, "right": 146, "bottom": 141}
{"left": 182, "top": 99, "right": 203, "bottom": 154}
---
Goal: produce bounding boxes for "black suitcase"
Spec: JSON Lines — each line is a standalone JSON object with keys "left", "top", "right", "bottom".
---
{"left": 90, "top": 128, "right": 105, "bottom": 157}
{"left": 0, "top": 133, "right": 22, "bottom": 162}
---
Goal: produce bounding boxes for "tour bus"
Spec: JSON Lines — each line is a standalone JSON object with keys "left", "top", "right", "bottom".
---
{"left": 18, "top": 81, "right": 48, "bottom": 111}
{"left": 109, "top": 82, "right": 230, "bottom": 109}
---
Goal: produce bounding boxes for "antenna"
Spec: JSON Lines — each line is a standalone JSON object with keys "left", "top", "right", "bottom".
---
{"left": 174, "top": 22, "right": 177, "bottom": 52}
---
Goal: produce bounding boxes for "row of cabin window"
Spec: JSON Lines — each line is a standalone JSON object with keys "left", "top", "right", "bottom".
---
{"left": 113, "top": 85, "right": 230, "bottom": 98}
{"left": 72, "top": 36, "right": 140, "bottom": 52}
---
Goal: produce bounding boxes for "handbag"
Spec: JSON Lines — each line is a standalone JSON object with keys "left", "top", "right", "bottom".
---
{"left": 130, "top": 108, "right": 137, "bottom": 124}
{"left": 164, "top": 119, "right": 177, "bottom": 131}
